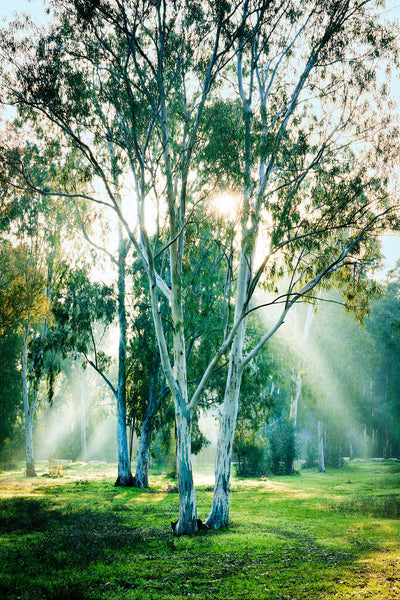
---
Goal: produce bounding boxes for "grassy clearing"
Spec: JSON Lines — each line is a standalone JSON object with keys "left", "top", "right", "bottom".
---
{"left": 0, "top": 461, "right": 399, "bottom": 599}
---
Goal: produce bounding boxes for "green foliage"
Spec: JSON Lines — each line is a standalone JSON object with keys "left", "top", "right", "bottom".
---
{"left": 234, "top": 427, "right": 268, "bottom": 477}
{"left": 0, "top": 330, "right": 22, "bottom": 460}
{"left": 268, "top": 418, "right": 296, "bottom": 475}
{"left": 51, "top": 267, "right": 116, "bottom": 359}
{"left": 0, "top": 241, "right": 51, "bottom": 334}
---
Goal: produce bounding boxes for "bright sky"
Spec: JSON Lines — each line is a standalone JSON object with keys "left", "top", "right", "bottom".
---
{"left": 1, "top": 0, "right": 400, "bottom": 272}
{"left": 0, "top": 0, "right": 48, "bottom": 24}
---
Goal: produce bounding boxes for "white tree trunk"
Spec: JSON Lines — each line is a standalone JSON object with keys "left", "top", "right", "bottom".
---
{"left": 134, "top": 418, "right": 152, "bottom": 488}
{"left": 290, "top": 370, "right": 302, "bottom": 427}
{"left": 318, "top": 420, "right": 325, "bottom": 472}
{"left": 206, "top": 250, "right": 249, "bottom": 529}
{"left": 205, "top": 355, "right": 243, "bottom": 528}
{"left": 22, "top": 323, "right": 37, "bottom": 477}
{"left": 174, "top": 402, "right": 197, "bottom": 535}
{"left": 115, "top": 226, "right": 132, "bottom": 486}
{"left": 79, "top": 372, "right": 88, "bottom": 462}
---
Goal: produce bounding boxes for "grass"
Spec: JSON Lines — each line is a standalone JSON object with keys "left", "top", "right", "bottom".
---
{"left": 0, "top": 460, "right": 399, "bottom": 599}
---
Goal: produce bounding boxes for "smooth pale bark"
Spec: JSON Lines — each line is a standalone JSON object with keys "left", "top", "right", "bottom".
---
{"left": 24, "top": 408, "right": 36, "bottom": 477}
{"left": 290, "top": 370, "right": 302, "bottom": 427}
{"left": 146, "top": 250, "right": 198, "bottom": 533}
{"left": 22, "top": 322, "right": 40, "bottom": 477}
{"left": 289, "top": 370, "right": 302, "bottom": 472}
{"left": 133, "top": 370, "right": 162, "bottom": 488}
{"left": 206, "top": 252, "right": 249, "bottom": 529}
{"left": 170, "top": 272, "right": 198, "bottom": 534}
{"left": 79, "top": 373, "right": 88, "bottom": 462}
{"left": 174, "top": 402, "right": 197, "bottom": 535}
{"left": 133, "top": 416, "right": 152, "bottom": 488}
{"left": 318, "top": 420, "right": 325, "bottom": 472}
{"left": 205, "top": 341, "right": 243, "bottom": 528}
{"left": 290, "top": 303, "right": 316, "bottom": 470}
{"left": 115, "top": 226, "right": 133, "bottom": 486}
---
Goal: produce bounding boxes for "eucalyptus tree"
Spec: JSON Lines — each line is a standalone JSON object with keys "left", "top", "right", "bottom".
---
{"left": 0, "top": 0, "right": 246, "bottom": 534}
{"left": 0, "top": 190, "right": 65, "bottom": 476}
{"left": 1, "top": 120, "right": 134, "bottom": 485}
{"left": 128, "top": 215, "right": 231, "bottom": 488}
{"left": 1, "top": 0, "right": 399, "bottom": 531}
{"left": 201, "top": 0, "right": 399, "bottom": 529}
{"left": 50, "top": 266, "right": 122, "bottom": 462}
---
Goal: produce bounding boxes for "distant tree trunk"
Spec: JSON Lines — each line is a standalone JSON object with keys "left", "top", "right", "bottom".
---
{"left": 128, "top": 417, "right": 135, "bottom": 470}
{"left": 133, "top": 416, "right": 152, "bottom": 488}
{"left": 318, "top": 420, "right": 325, "bottom": 472}
{"left": 363, "top": 424, "right": 367, "bottom": 458}
{"left": 79, "top": 372, "right": 88, "bottom": 462}
{"left": 338, "top": 439, "right": 343, "bottom": 468}
{"left": 22, "top": 324, "right": 36, "bottom": 476}
{"left": 290, "top": 303, "right": 316, "bottom": 472}
{"left": 290, "top": 370, "right": 302, "bottom": 427}
{"left": 383, "top": 425, "right": 389, "bottom": 459}
{"left": 115, "top": 226, "right": 133, "bottom": 487}
{"left": 133, "top": 362, "right": 163, "bottom": 488}
{"left": 22, "top": 319, "right": 47, "bottom": 478}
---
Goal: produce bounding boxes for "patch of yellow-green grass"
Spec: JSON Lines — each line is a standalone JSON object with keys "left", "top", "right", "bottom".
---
{"left": 0, "top": 460, "right": 399, "bottom": 599}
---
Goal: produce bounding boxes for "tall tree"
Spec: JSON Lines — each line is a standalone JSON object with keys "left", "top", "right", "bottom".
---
{"left": 0, "top": 212, "right": 61, "bottom": 476}
{"left": 203, "top": 0, "right": 398, "bottom": 528}
{"left": 1, "top": 0, "right": 398, "bottom": 531}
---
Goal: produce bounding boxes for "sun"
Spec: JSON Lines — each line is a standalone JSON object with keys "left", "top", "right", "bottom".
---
{"left": 212, "top": 193, "right": 238, "bottom": 220}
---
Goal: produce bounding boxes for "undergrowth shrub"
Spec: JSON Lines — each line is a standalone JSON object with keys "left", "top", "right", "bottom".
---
{"left": 268, "top": 419, "right": 296, "bottom": 475}
{"left": 234, "top": 430, "right": 268, "bottom": 477}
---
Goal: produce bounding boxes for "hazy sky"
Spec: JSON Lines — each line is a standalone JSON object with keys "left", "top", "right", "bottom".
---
{"left": 1, "top": 0, "right": 400, "bottom": 270}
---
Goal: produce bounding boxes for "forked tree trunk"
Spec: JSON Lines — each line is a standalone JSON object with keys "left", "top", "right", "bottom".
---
{"left": 318, "top": 420, "right": 325, "bottom": 472}
{"left": 146, "top": 241, "right": 198, "bottom": 533}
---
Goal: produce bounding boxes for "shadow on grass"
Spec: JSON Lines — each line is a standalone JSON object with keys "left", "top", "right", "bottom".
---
{"left": 0, "top": 494, "right": 160, "bottom": 600}
{"left": 0, "top": 490, "right": 389, "bottom": 600}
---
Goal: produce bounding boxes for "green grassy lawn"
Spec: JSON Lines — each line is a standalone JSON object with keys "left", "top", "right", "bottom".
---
{"left": 0, "top": 460, "right": 399, "bottom": 599}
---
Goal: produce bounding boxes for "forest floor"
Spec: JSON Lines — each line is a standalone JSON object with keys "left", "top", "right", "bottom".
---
{"left": 0, "top": 460, "right": 399, "bottom": 599}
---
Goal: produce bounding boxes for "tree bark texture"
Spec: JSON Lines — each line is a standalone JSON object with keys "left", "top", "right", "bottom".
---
{"left": 207, "top": 252, "right": 249, "bottom": 529}
{"left": 174, "top": 402, "right": 198, "bottom": 535}
{"left": 22, "top": 324, "right": 37, "bottom": 477}
{"left": 115, "top": 229, "right": 133, "bottom": 486}
{"left": 133, "top": 415, "right": 152, "bottom": 488}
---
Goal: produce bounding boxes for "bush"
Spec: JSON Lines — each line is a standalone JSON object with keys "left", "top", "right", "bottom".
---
{"left": 268, "top": 419, "right": 295, "bottom": 475}
{"left": 234, "top": 430, "right": 268, "bottom": 477}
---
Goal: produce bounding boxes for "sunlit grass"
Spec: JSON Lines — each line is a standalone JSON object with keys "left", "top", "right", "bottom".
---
{"left": 0, "top": 460, "right": 399, "bottom": 599}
